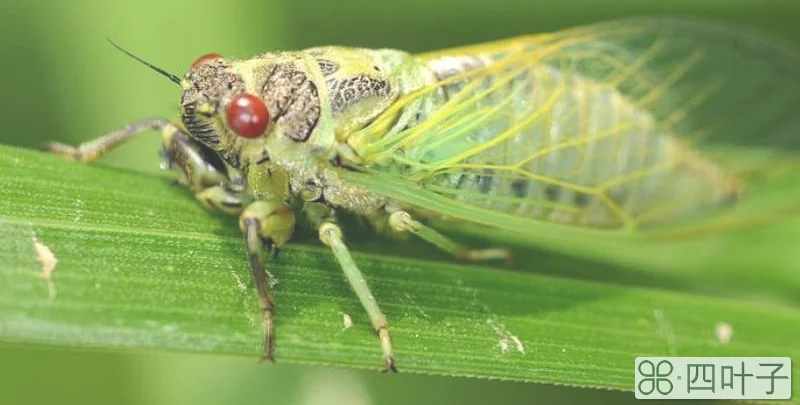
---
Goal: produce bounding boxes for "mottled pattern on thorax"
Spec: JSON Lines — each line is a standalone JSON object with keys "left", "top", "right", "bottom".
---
{"left": 259, "top": 62, "right": 322, "bottom": 142}
{"left": 305, "top": 47, "right": 402, "bottom": 135}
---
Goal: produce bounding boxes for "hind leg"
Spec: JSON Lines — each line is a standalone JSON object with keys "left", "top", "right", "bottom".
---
{"left": 388, "top": 210, "right": 512, "bottom": 263}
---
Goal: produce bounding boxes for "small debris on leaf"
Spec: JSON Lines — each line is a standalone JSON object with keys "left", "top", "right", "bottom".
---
{"left": 32, "top": 237, "right": 57, "bottom": 298}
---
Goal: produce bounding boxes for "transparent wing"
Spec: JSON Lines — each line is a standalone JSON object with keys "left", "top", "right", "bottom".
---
{"left": 343, "top": 16, "right": 800, "bottom": 240}
{"left": 411, "top": 17, "right": 800, "bottom": 151}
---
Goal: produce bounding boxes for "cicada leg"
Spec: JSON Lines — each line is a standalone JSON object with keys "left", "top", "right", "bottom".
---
{"left": 388, "top": 211, "right": 513, "bottom": 264}
{"left": 187, "top": 187, "right": 289, "bottom": 364}
{"left": 193, "top": 186, "right": 291, "bottom": 364}
{"left": 305, "top": 202, "right": 397, "bottom": 373}
{"left": 45, "top": 120, "right": 296, "bottom": 364}
{"left": 45, "top": 119, "right": 252, "bottom": 211}
{"left": 43, "top": 118, "right": 173, "bottom": 163}
{"left": 239, "top": 200, "right": 295, "bottom": 362}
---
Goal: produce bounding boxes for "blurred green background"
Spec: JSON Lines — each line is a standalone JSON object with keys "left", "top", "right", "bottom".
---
{"left": 1, "top": 0, "right": 799, "bottom": 404}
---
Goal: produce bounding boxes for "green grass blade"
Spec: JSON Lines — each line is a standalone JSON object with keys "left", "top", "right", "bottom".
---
{"left": 0, "top": 144, "right": 798, "bottom": 399}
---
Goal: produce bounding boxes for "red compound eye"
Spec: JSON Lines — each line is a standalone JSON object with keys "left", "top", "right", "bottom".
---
{"left": 226, "top": 93, "right": 270, "bottom": 138}
{"left": 190, "top": 53, "right": 223, "bottom": 69}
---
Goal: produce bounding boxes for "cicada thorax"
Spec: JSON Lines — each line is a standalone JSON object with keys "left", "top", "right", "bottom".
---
{"left": 384, "top": 50, "right": 743, "bottom": 230}
{"left": 313, "top": 49, "right": 395, "bottom": 133}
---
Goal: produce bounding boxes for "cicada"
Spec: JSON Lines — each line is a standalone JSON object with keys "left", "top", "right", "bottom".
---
{"left": 45, "top": 16, "right": 800, "bottom": 372}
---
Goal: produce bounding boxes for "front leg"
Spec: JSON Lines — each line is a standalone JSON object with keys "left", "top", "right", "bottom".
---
{"left": 45, "top": 118, "right": 174, "bottom": 164}
{"left": 305, "top": 202, "right": 397, "bottom": 373}
{"left": 46, "top": 120, "right": 297, "bottom": 362}
{"left": 161, "top": 133, "right": 291, "bottom": 362}
{"left": 239, "top": 201, "right": 295, "bottom": 362}
{"left": 44, "top": 118, "right": 234, "bottom": 192}
{"left": 46, "top": 118, "right": 250, "bottom": 213}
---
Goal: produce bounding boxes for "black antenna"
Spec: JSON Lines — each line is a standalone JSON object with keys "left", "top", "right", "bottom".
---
{"left": 106, "top": 38, "right": 181, "bottom": 84}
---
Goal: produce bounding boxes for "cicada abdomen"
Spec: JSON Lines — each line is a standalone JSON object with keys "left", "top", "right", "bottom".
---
{"left": 367, "top": 49, "right": 741, "bottom": 230}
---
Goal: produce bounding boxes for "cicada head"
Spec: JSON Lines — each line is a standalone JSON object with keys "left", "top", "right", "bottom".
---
{"left": 177, "top": 53, "right": 257, "bottom": 168}
{"left": 110, "top": 39, "right": 404, "bottom": 175}
{"left": 180, "top": 45, "right": 425, "bottom": 174}
{"left": 104, "top": 40, "right": 268, "bottom": 168}
{"left": 178, "top": 50, "right": 343, "bottom": 172}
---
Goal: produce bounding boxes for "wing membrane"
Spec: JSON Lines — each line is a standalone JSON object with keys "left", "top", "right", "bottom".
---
{"left": 344, "top": 17, "right": 800, "bottom": 238}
